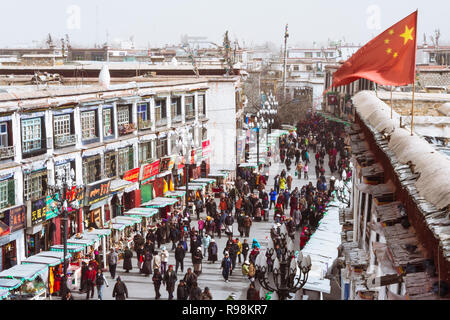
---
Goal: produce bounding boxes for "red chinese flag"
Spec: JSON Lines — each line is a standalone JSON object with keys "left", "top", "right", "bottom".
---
{"left": 330, "top": 10, "right": 417, "bottom": 88}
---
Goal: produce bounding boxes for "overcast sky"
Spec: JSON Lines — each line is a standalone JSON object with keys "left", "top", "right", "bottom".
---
{"left": 0, "top": 0, "right": 448, "bottom": 48}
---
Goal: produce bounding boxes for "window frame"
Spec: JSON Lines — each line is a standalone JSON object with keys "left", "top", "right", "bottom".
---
{"left": 22, "top": 118, "right": 42, "bottom": 153}
{"left": 80, "top": 110, "right": 97, "bottom": 140}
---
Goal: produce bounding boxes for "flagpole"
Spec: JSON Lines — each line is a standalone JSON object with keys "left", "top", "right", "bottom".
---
{"left": 390, "top": 86, "right": 393, "bottom": 119}
{"left": 411, "top": 81, "right": 416, "bottom": 136}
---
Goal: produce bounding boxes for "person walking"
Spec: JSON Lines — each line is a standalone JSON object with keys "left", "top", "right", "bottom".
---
{"left": 304, "top": 163, "right": 309, "bottom": 180}
{"left": 242, "top": 260, "right": 250, "bottom": 277}
{"left": 221, "top": 252, "right": 233, "bottom": 283}
{"left": 247, "top": 283, "right": 260, "bottom": 300}
{"left": 123, "top": 246, "right": 133, "bottom": 273}
{"left": 241, "top": 239, "right": 250, "bottom": 262}
{"left": 152, "top": 268, "right": 163, "bottom": 299}
{"left": 183, "top": 268, "right": 198, "bottom": 295}
{"left": 163, "top": 265, "right": 177, "bottom": 300}
{"left": 189, "top": 281, "right": 202, "bottom": 300}
{"left": 192, "top": 247, "right": 203, "bottom": 276}
{"left": 160, "top": 246, "right": 169, "bottom": 275}
{"left": 95, "top": 269, "right": 109, "bottom": 300}
{"left": 177, "top": 280, "right": 189, "bottom": 300}
{"left": 84, "top": 265, "right": 96, "bottom": 300}
{"left": 174, "top": 242, "right": 185, "bottom": 273}
{"left": 201, "top": 233, "right": 211, "bottom": 258}
{"left": 200, "top": 286, "right": 213, "bottom": 300}
{"left": 198, "top": 218, "right": 205, "bottom": 237}
{"left": 142, "top": 249, "right": 153, "bottom": 276}
{"left": 243, "top": 214, "right": 252, "bottom": 238}
{"left": 107, "top": 248, "right": 118, "bottom": 280}
{"left": 235, "top": 238, "right": 242, "bottom": 264}
{"left": 208, "top": 239, "right": 218, "bottom": 264}
{"left": 152, "top": 250, "right": 161, "bottom": 273}
{"left": 287, "top": 174, "right": 293, "bottom": 190}
{"left": 112, "top": 277, "right": 128, "bottom": 300}
{"left": 269, "top": 189, "right": 277, "bottom": 210}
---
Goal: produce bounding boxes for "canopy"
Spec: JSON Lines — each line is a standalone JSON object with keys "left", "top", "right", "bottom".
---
{"left": 176, "top": 184, "right": 203, "bottom": 191}
{"left": 141, "top": 197, "right": 178, "bottom": 208}
{"left": 0, "top": 278, "right": 23, "bottom": 291}
{"left": 208, "top": 172, "right": 228, "bottom": 178}
{"left": 109, "top": 216, "right": 142, "bottom": 227}
{"left": 50, "top": 244, "right": 85, "bottom": 253}
{"left": 67, "top": 238, "right": 96, "bottom": 247}
{"left": 164, "top": 191, "right": 186, "bottom": 199}
{"left": 281, "top": 124, "right": 297, "bottom": 131}
{"left": 110, "top": 223, "right": 126, "bottom": 231}
{"left": 22, "top": 256, "right": 64, "bottom": 268}
{"left": 124, "top": 207, "right": 159, "bottom": 218}
{"left": 239, "top": 163, "right": 258, "bottom": 168}
{"left": 37, "top": 251, "right": 72, "bottom": 261}
{"left": 0, "top": 289, "right": 10, "bottom": 300}
{"left": 84, "top": 228, "right": 112, "bottom": 238}
{"left": 0, "top": 264, "right": 47, "bottom": 282}
{"left": 316, "top": 111, "right": 351, "bottom": 126}
{"left": 191, "top": 178, "right": 216, "bottom": 185}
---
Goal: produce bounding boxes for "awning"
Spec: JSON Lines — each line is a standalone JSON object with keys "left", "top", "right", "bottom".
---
{"left": 0, "top": 263, "right": 48, "bottom": 282}
{"left": 157, "top": 171, "right": 172, "bottom": 178}
{"left": 0, "top": 278, "right": 23, "bottom": 291}
{"left": 208, "top": 173, "right": 228, "bottom": 178}
{"left": 84, "top": 228, "right": 112, "bottom": 238}
{"left": 66, "top": 238, "right": 96, "bottom": 247}
{"left": 192, "top": 178, "right": 215, "bottom": 185}
{"left": 22, "top": 256, "right": 63, "bottom": 267}
{"left": 111, "top": 223, "right": 126, "bottom": 231}
{"left": 110, "top": 179, "right": 134, "bottom": 193}
{"left": 36, "top": 251, "right": 72, "bottom": 261}
{"left": 239, "top": 163, "right": 258, "bottom": 168}
{"left": 0, "top": 289, "right": 10, "bottom": 300}
{"left": 109, "top": 216, "right": 142, "bottom": 227}
{"left": 164, "top": 190, "right": 186, "bottom": 198}
{"left": 141, "top": 197, "right": 178, "bottom": 208}
{"left": 89, "top": 198, "right": 110, "bottom": 211}
{"left": 50, "top": 244, "right": 85, "bottom": 253}
{"left": 176, "top": 184, "right": 203, "bottom": 191}
{"left": 124, "top": 207, "right": 159, "bottom": 218}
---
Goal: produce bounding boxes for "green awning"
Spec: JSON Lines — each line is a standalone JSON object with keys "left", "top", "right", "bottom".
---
{"left": 141, "top": 197, "right": 178, "bottom": 208}
{"left": 164, "top": 191, "right": 186, "bottom": 199}
{"left": 0, "top": 289, "right": 10, "bottom": 300}
{"left": 124, "top": 207, "right": 159, "bottom": 218}
{"left": 0, "top": 278, "right": 23, "bottom": 291}
{"left": 192, "top": 178, "right": 216, "bottom": 185}
{"left": 22, "top": 256, "right": 64, "bottom": 268}
{"left": 85, "top": 228, "right": 112, "bottom": 238}
{"left": 0, "top": 264, "right": 48, "bottom": 282}
{"left": 50, "top": 244, "right": 85, "bottom": 253}
{"left": 176, "top": 184, "right": 203, "bottom": 191}
{"left": 67, "top": 238, "right": 95, "bottom": 247}
{"left": 239, "top": 163, "right": 258, "bottom": 168}
{"left": 316, "top": 111, "right": 351, "bottom": 126}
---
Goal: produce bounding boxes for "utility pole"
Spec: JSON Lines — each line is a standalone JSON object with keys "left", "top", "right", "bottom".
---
{"left": 282, "top": 24, "right": 289, "bottom": 101}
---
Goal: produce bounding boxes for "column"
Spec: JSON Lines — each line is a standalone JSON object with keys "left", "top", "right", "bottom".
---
{"left": 194, "top": 91, "right": 199, "bottom": 122}
{"left": 166, "top": 96, "right": 172, "bottom": 128}
{"left": 45, "top": 110, "right": 54, "bottom": 156}
{"left": 112, "top": 102, "right": 119, "bottom": 140}
{"left": 98, "top": 105, "right": 104, "bottom": 143}
{"left": 150, "top": 98, "right": 156, "bottom": 132}
{"left": 181, "top": 94, "right": 186, "bottom": 124}
{"left": 12, "top": 112, "right": 23, "bottom": 163}
{"left": 361, "top": 193, "right": 369, "bottom": 251}
{"left": 74, "top": 107, "right": 82, "bottom": 148}
{"left": 131, "top": 101, "right": 138, "bottom": 136}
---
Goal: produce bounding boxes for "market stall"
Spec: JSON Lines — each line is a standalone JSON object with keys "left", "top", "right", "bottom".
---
{"left": 107, "top": 216, "right": 142, "bottom": 250}
{"left": 141, "top": 196, "right": 178, "bottom": 221}
{"left": 0, "top": 264, "right": 48, "bottom": 300}
{"left": 0, "top": 278, "right": 22, "bottom": 300}
{"left": 191, "top": 178, "right": 215, "bottom": 194}
{"left": 124, "top": 207, "right": 159, "bottom": 229}
{"left": 0, "top": 289, "right": 10, "bottom": 300}
{"left": 163, "top": 191, "right": 186, "bottom": 212}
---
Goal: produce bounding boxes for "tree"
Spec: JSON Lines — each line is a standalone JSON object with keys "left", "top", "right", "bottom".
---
{"left": 276, "top": 87, "right": 312, "bottom": 125}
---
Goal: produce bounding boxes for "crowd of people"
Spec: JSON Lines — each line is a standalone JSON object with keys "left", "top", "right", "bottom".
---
{"left": 68, "top": 113, "right": 351, "bottom": 301}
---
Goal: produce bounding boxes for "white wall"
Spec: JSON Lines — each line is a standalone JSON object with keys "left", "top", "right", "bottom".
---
{"left": 206, "top": 80, "right": 237, "bottom": 171}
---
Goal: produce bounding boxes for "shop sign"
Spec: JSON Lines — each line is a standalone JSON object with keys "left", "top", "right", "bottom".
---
{"left": 31, "top": 197, "right": 47, "bottom": 226}
{"left": 202, "top": 140, "right": 211, "bottom": 157}
{"left": 196, "top": 147, "right": 203, "bottom": 164}
{"left": 141, "top": 160, "right": 160, "bottom": 181}
{"left": 123, "top": 167, "right": 140, "bottom": 183}
{"left": 0, "top": 220, "right": 9, "bottom": 237}
{"left": 328, "top": 94, "right": 338, "bottom": 105}
{"left": 9, "top": 206, "right": 25, "bottom": 232}
{"left": 85, "top": 180, "right": 111, "bottom": 206}
{"left": 159, "top": 156, "right": 175, "bottom": 172}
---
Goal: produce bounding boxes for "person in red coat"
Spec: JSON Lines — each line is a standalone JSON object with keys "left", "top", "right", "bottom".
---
{"left": 300, "top": 227, "right": 310, "bottom": 250}
{"left": 84, "top": 265, "right": 97, "bottom": 300}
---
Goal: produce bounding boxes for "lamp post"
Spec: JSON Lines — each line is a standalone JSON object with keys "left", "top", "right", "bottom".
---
{"left": 178, "top": 132, "right": 194, "bottom": 215}
{"left": 48, "top": 167, "right": 78, "bottom": 296}
{"left": 255, "top": 224, "right": 312, "bottom": 300}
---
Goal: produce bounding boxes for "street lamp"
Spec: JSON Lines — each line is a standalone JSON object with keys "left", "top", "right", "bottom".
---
{"left": 179, "top": 131, "right": 195, "bottom": 215}
{"left": 48, "top": 167, "right": 78, "bottom": 296}
{"left": 335, "top": 179, "right": 350, "bottom": 207}
{"left": 255, "top": 224, "right": 312, "bottom": 300}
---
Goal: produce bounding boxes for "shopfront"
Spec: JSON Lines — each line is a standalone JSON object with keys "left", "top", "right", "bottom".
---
{"left": 26, "top": 197, "right": 56, "bottom": 256}
{"left": 139, "top": 159, "right": 160, "bottom": 203}
{"left": 0, "top": 205, "right": 26, "bottom": 271}
{"left": 122, "top": 167, "right": 141, "bottom": 211}
{"left": 84, "top": 179, "right": 112, "bottom": 230}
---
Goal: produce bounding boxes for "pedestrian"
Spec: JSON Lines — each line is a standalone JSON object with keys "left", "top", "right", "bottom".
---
{"left": 152, "top": 250, "right": 161, "bottom": 273}
{"left": 174, "top": 242, "right": 185, "bottom": 273}
{"left": 200, "top": 286, "right": 213, "bottom": 300}
{"left": 123, "top": 246, "right": 133, "bottom": 273}
{"left": 160, "top": 246, "right": 169, "bottom": 275}
{"left": 107, "top": 248, "right": 118, "bottom": 279}
{"left": 79, "top": 261, "right": 88, "bottom": 293}
{"left": 183, "top": 268, "right": 198, "bottom": 295}
{"left": 192, "top": 247, "right": 203, "bottom": 276}
{"left": 208, "top": 239, "right": 218, "bottom": 263}
{"left": 304, "top": 163, "right": 309, "bottom": 180}
{"left": 235, "top": 238, "right": 242, "bottom": 264}
{"left": 84, "top": 265, "right": 96, "bottom": 300}
{"left": 242, "top": 260, "right": 250, "bottom": 277}
{"left": 221, "top": 252, "right": 232, "bottom": 282}
{"left": 95, "top": 268, "right": 109, "bottom": 300}
{"left": 229, "top": 240, "right": 239, "bottom": 273}
{"left": 62, "top": 290, "right": 74, "bottom": 300}
{"left": 241, "top": 239, "right": 250, "bottom": 262}
{"left": 177, "top": 280, "right": 189, "bottom": 300}
{"left": 198, "top": 218, "right": 205, "bottom": 237}
{"left": 269, "top": 189, "right": 277, "bottom": 210}
{"left": 112, "top": 277, "right": 128, "bottom": 300}
{"left": 142, "top": 249, "right": 153, "bottom": 276}
{"left": 201, "top": 233, "right": 211, "bottom": 258}
{"left": 243, "top": 214, "right": 252, "bottom": 238}
{"left": 287, "top": 174, "right": 293, "bottom": 190}
{"left": 247, "top": 282, "right": 260, "bottom": 300}
{"left": 152, "top": 268, "right": 163, "bottom": 299}
{"left": 189, "top": 281, "right": 202, "bottom": 300}
{"left": 163, "top": 265, "right": 177, "bottom": 300}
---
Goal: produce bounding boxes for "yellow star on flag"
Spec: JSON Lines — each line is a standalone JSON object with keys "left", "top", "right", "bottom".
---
{"left": 384, "top": 39, "right": 390, "bottom": 44}
{"left": 393, "top": 52, "right": 399, "bottom": 58}
{"left": 400, "top": 25, "right": 414, "bottom": 45}
{"left": 389, "top": 29, "right": 394, "bottom": 35}
{"left": 386, "top": 48, "right": 392, "bottom": 54}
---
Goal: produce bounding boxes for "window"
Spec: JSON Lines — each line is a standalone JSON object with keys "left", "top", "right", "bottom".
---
{"left": 155, "top": 100, "right": 167, "bottom": 126}
{"left": 117, "top": 105, "right": 130, "bottom": 126}
{"left": 293, "top": 65, "right": 299, "bottom": 71}
{"left": 198, "top": 95, "right": 206, "bottom": 117}
{"left": 137, "top": 103, "right": 152, "bottom": 130}
{"left": 185, "top": 96, "right": 195, "bottom": 119}
{"left": 54, "top": 114, "right": 76, "bottom": 147}
{"left": 316, "top": 52, "right": 321, "bottom": 58}
{"left": 103, "top": 108, "right": 113, "bottom": 137}
{"left": 0, "top": 123, "right": 8, "bottom": 147}
{"left": 55, "top": 161, "right": 74, "bottom": 183}
{"left": 22, "top": 118, "right": 42, "bottom": 152}
{"left": 139, "top": 141, "right": 155, "bottom": 165}
{"left": 81, "top": 111, "right": 97, "bottom": 140}
{"left": 118, "top": 146, "right": 134, "bottom": 176}
{"left": 171, "top": 98, "right": 182, "bottom": 121}
{"left": 104, "top": 151, "right": 117, "bottom": 178}
{"left": 82, "top": 155, "right": 102, "bottom": 184}
{"left": 24, "top": 170, "right": 47, "bottom": 201}
{"left": 305, "top": 52, "right": 313, "bottom": 58}
{"left": 0, "top": 179, "right": 14, "bottom": 209}
{"left": 202, "top": 127, "right": 208, "bottom": 141}
{"left": 156, "top": 138, "right": 168, "bottom": 158}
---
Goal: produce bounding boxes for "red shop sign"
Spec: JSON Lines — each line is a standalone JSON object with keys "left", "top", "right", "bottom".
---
{"left": 123, "top": 167, "right": 140, "bottom": 183}
{"left": 9, "top": 205, "right": 25, "bottom": 232}
{"left": 141, "top": 160, "right": 160, "bottom": 181}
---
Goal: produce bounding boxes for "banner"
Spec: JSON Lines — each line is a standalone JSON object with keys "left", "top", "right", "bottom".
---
{"left": 159, "top": 156, "right": 175, "bottom": 172}
{"left": 85, "top": 179, "right": 111, "bottom": 206}
{"left": 8, "top": 206, "right": 26, "bottom": 232}
{"left": 123, "top": 167, "right": 140, "bottom": 183}
{"left": 141, "top": 160, "right": 160, "bottom": 181}
{"left": 202, "top": 139, "right": 211, "bottom": 157}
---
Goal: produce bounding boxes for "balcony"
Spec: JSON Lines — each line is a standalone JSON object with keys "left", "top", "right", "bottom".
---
{"left": 54, "top": 134, "right": 77, "bottom": 148}
{"left": 138, "top": 119, "right": 153, "bottom": 130}
{"left": 172, "top": 115, "right": 182, "bottom": 123}
{"left": 185, "top": 110, "right": 195, "bottom": 120}
{"left": 156, "top": 118, "right": 168, "bottom": 127}
{"left": 0, "top": 146, "right": 14, "bottom": 160}
{"left": 118, "top": 123, "right": 137, "bottom": 135}
{"left": 22, "top": 138, "right": 47, "bottom": 158}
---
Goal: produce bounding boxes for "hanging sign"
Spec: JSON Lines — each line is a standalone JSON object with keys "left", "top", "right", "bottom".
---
{"left": 9, "top": 206, "right": 25, "bottom": 232}
{"left": 123, "top": 167, "right": 140, "bottom": 183}
{"left": 85, "top": 179, "right": 111, "bottom": 206}
{"left": 31, "top": 197, "right": 47, "bottom": 225}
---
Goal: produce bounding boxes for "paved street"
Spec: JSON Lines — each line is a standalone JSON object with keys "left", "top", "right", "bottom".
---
{"left": 70, "top": 145, "right": 339, "bottom": 300}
